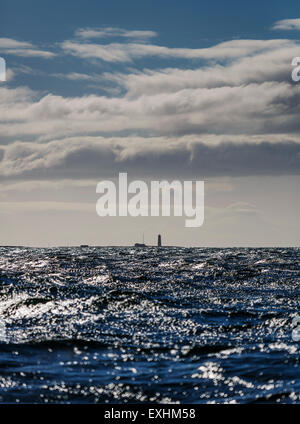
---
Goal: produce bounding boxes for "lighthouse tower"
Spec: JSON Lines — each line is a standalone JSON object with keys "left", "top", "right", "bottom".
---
{"left": 157, "top": 234, "right": 162, "bottom": 247}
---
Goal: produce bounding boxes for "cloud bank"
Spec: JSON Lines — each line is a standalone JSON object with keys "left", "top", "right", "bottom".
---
{"left": 0, "top": 137, "right": 299, "bottom": 180}
{"left": 1, "top": 23, "right": 300, "bottom": 182}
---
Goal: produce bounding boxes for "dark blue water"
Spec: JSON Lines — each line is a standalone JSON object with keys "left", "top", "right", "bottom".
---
{"left": 0, "top": 246, "right": 299, "bottom": 404}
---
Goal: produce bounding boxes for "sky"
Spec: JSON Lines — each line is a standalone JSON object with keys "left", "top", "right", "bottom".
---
{"left": 0, "top": 0, "right": 300, "bottom": 247}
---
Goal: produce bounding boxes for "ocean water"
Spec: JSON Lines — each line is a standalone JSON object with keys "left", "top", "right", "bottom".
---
{"left": 0, "top": 246, "right": 299, "bottom": 404}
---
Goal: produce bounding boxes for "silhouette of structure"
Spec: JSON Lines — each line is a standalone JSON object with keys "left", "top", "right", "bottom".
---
{"left": 134, "top": 242, "right": 146, "bottom": 247}
{"left": 134, "top": 234, "right": 162, "bottom": 247}
{"left": 134, "top": 234, "right": 146, "bottom": 247}
{"left": 158, "top": 234, "right": 162, "bottom": 247}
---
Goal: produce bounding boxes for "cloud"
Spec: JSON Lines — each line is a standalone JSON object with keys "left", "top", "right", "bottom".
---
{"left": 61, "top": 39, "right": 293, "bottom": 63}
{"left": 0, "top": 38, "right": 55, "bottom": 58}
{"left": 0, "top": 136, "right": 299, "bottom": 181}
{"left": 225, "top": 202, "right": 259, "bottom": 214}
{"left": 1, "top": 28, "right": 300, "bottom": 182}
{"left": 0, "top": 179, "right": 96, "bottom": 194}
{"left": 52, "top": 72, "right": 101, "bottom": 81}
{"left": 1, "top": 80, "right": 300, "bottom": 140}
{"left": 0, "top": 201, "right": 93, "bottom": 213}
{"left": 75, "top": 27, "right": 158, "bottom": 41}
{"left": 4, "top": 69, "right": 15, "bottom": 81}
{"left": 272, "top": 19, "right": 300, "bottom": 31}
{"left": 109, "top": 42, "right": 300, "bottom": 97}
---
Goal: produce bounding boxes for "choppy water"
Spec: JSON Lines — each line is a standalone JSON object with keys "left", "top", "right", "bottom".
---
{"left": 0, "top": 246, "right": 299, "bottom": 404}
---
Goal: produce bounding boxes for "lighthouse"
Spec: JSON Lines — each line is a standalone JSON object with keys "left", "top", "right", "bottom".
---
{"left": 157, "top": 234, "right": 162, "bottom": 247}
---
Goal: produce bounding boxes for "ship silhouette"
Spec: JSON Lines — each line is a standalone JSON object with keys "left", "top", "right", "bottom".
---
{"left": 134, "top": 233, "right": 146, "bottom": 247}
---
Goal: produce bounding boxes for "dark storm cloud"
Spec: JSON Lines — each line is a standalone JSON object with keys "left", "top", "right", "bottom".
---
{"left": 1, "top": 138, "right": 299, "bottom": 180}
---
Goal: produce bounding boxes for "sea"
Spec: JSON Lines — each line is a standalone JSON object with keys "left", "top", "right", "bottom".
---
{"left": 0, "top": 246, "right": 299, "bottom": 404}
